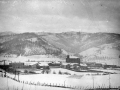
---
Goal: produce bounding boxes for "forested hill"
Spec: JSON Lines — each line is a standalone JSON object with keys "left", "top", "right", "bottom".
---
{"left": 0, "top": 32, "right": 120, "bottom": 57}
{"left": 0, "top": 33, "right": 62, "bottom": 56}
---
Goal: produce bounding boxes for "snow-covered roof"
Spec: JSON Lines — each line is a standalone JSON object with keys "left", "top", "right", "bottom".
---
{"left": 80, "top": 63, "right": 87, "bottom": 66}
{"left": 38, "top": 63, "right": 49, "bottom": 66}
{"left": 70, "top": 63, "right": 79, "bottom": 65}
{"left": 24, "top": 62, "right": 38, "bottom": 65}
{"left": 62, "top": 63, "right": 70, "bottom": 65}
{"left": 69, "top": 55, "right": 79, "bottom": 58}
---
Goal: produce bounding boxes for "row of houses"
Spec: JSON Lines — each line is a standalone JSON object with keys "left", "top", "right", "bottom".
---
{"left": 65, "top": 55, "right": 120, "bottom": 70}
{"left": 0, "top": 55, "right": 119, "bottom": 72}
{"left": 0, "top": 60, "right": 62, "bottom": 70}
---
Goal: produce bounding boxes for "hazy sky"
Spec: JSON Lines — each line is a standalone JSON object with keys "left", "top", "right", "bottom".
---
{"left": 0, "top": 0, "right": 120, "bottom": 33}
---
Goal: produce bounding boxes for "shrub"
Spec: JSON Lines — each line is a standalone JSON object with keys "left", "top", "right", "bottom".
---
{"left": 46, "top": 70, "right": 50, "bottom": 74}
{"left": 53, "top": 71, "right": 56, "bottom": 74}
{"left": 29, "top": 71, "right": 36, "bottom": 74}
{"left": 58, "top": 70, "right": 62, "bottom": 75}
{"left": 64, "top": 72, "right": 71, "bottom": 75}
{"left": 24, "top": 70, "right": 28, "bottom": 73}
{"left": 41, "top": 70, "right": 45, "bottom": 74}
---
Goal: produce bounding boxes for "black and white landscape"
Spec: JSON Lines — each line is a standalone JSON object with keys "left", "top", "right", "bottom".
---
{"left": 0, "top": 31, "right": 120, "bottom": 90}
{"left": 0, "top": 0, "right": 120, "bottom": 90}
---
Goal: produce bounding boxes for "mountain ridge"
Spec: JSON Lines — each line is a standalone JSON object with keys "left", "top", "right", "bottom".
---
{"left": 0, "top": 32, "right": 120, "bottom": 59}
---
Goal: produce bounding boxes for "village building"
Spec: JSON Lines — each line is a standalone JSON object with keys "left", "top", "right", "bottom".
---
{"left": 48, "top": 61, "right": 61, "bottom": 67}
{"left": 0, "top": 60, "right": 10, "bottom": 70}
{"left": 66, "top": 55, "right": 80, "bottom": 64}
{"left": 24, "top": 62, "right": 38, "bottom": 68}
{"left": 9, "top": 62, "right": 24, "bottom": 68}
{"left": 86, "top": 62, "right": 103, "bottom": 69}
{"left": 37, "top": 62, "right": 49, "bottom": 69}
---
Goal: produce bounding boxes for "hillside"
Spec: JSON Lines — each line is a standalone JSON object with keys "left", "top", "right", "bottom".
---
{"left": 0, "top": 33, "right": 62, "bottom": 56}
{"left": 0, "top": 32, "right": 120, "bottom": 61}
{"left": 42, "top": 32, "right": 120, "bottom": 54}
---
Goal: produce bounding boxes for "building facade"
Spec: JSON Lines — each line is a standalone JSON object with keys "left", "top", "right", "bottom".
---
{"left": 66, "top": 55, "right": 80, "bottom": 64}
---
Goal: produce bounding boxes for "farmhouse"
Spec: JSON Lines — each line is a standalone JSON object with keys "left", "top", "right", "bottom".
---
{"left": 66, "top": 55, "right": 80, "bottom": 64}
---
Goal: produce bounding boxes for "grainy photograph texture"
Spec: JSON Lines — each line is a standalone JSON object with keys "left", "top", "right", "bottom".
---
{"left": 0, "top": 0, "right": 120, "bottom": 90}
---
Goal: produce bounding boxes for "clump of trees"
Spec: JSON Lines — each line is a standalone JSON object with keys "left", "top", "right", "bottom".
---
{"left": 58, "top": 70, "right": 62, "bottom": 75}
{"left": 64, "top": 72, "right": 71, "bottom": 75}
{"left": 41, "top": 70, "right": 51, "bottom": 74}
{"left": 53, "top": 71, "right": 56, "bottom": 74}
{"left": 24, "top": 70, "right": 28, "bottom": 73}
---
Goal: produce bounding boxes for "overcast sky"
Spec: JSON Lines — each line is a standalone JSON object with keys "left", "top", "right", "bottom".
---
{"left": 0, "top": 0, "right": 120, "bottom": 33}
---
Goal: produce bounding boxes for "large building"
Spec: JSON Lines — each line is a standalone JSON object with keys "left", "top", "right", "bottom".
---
{"left": 66, "top": 55, "right": 80, "bottom": 64}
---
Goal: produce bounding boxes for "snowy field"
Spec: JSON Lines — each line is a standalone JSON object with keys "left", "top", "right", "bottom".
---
{"left": 66, "top": 74, "right": 120, "bottom": 88}
{"left": 3, "top": 72, "right": 120, "bottom": 89}
{"left": 84, "top": 58, "right": 120, "bottom": 66}
{"left": 50, "top": 68, "right": 104, "bottom": 75}
{"left": 0, "top": 77, "right": 74, "bottom": 90}
{"left": 90, "top": 69, "right": 120, "bottom": 74}
{"left": 0, "top": 55, "right": 120, "bottom": 89}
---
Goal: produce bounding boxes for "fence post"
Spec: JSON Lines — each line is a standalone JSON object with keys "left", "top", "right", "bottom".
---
{"left": 118, "top": 86, "right": 120, "bottom": 90}
{"left": 22, "top": 81, "right": 24, "bottom": 90}
{"left": 108, "top": 73, "right": 111, "bottom": 89}
{"left": 37, "top": 82, "right": 39, "bottom": 86}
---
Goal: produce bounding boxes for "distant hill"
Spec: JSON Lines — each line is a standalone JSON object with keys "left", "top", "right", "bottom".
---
{"left": 0, "top": 31, "right": 15, "bottom": 36}
{"left": 0, "top": 32, "right": 62, "bottom": 56}
{"left": 42, "top": 32, "right": 120, "bottom": 54}
{"left": 0, "top": 32, "right": 120, "bottom": 60}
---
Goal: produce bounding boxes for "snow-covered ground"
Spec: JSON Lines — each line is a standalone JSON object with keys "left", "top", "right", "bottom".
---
{"left": 0, "top": 56, "right": 28, "bottom": 62}
{"left": 83, "top": 58, "right": 120, "bottom": 65}
{"left": 90, "top": 69, "right": 120, "bottom": 74}
{"left": 80, "top": 44, "right": 120, "bottom": 58}
{"left": 0, "top": 77, "right": 74, "bottom": 90}
{"left": 66, "top": 74, "right": 120, "bottom": 88}
{"left": 80, "top": 45, "right": 120, "bottom": 66}
{"left": 3, "top": 72, "right": 120, "bottom": 89}
{"left": 50, "top": 68, "right": 103, "bottom": 75}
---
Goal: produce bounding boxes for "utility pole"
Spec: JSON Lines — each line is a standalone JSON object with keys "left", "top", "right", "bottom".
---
{"left": 64, "top": 80, "right": 66, "bottom": 87}
{"left": 109, "top": 73, "right": 111, "bottom": 89}
{"left": 18, "top": 71, "right": 20, "bottom": 81}
{"left": 3, "top": 60, "right": 6, "bottom": 77}
{"left": 92, "top": 75, "right": 95, "bottom": 89}
{"left": 14, "top": 69, "right": 16, "bottom": 79}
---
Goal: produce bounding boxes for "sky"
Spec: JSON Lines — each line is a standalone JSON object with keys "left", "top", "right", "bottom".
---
{"left": 0, "top": 0, "right": 120, "bottom": 33}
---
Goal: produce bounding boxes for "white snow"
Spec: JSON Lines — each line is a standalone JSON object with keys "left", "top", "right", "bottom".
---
{"left": 80, "top": 46, "right": 120, "bottom": 65}
{"left": 61, "top": 49, "right": 68, "bottom": 55}
{"left": 69, "top": 55, "right": 79, "bottom": 58}
{"left": 2, "top": 72, "right": 120, "bottom": 89}
{"left": 80, "top": 47, "right": 99, "bottom": 56}
{"left": 0, "top": 77, "right": 72, "bottom": 90}
{"left": 80, "top": 44, "right": 120, "bottom": 58}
